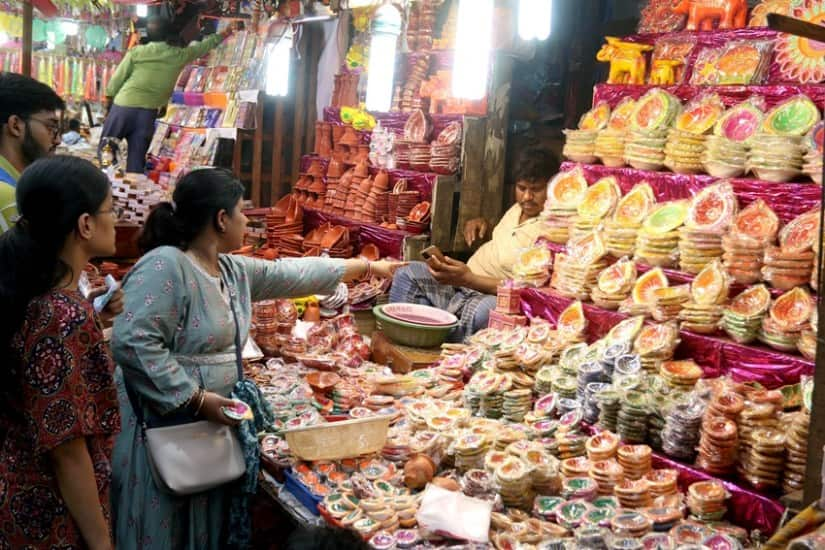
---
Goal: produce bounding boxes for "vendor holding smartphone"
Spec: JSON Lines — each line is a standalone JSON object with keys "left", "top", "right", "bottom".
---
{"left": 389, "top": 147, "right": 560, "bottom": 342}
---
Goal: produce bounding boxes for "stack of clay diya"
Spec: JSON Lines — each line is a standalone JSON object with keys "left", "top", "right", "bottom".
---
{"left": 762, "top": 208, "right": 819, "bottom": 291}
{"left": 563, "top": 102, "right": 609, "bottom": 163}
{"left": 679, "top": 181, "right": 737, "bottom": 274}
{"left": 429, "top": 121, "right": 462, "bottom": 175}
{"left": 635, "top": 200, "right": 689, "bottom": 268}
{"left": 294, "top": 158, "right": 327, "bottom": 208}
{"left": 620, "top": 267, "right": 668, "bottom": 318}
{"left": 617, "top": 390, "right": 650, "bottom": 444}
{"left": 650, "top": 283, "right": 690, "bottom": 322}
{"left": 314, "top": 121, "right": 333, "bottom": 158}
{"left": 703, "top": 99, "right": 764, "bottom": 178}
{"left": 343, "top": 160, "right": 373, "bottom": 220}
{"left": 513, "top": 246, "right": 554, "bottom": 287}
{"left": 551, "top": 230, "right": 609, "bottom": 300}
{"left": 334, "top": 125, "right": 367, "bottom": 166}
{"left": 327, "top": 169, "right": 353, "bottom": 215}
{"left": 798, "top": 307, "right": 817, "bottom": 360}
{"left": 586, "top": 438, "right": 623, "bottom": 495}
{"left": 265, "top": 195, "right": 304, "bottom": 255}
{"left": 722, "top": 284, "right": 771, "bottom": 344}
{"left": 722, "top": 199, "right": 779, "bottom": 285}
{"left": 401, "top": 201, "right": 430, "bottom": 234}
{"left": 617, "top": 444, "right": 652, "bottom": 482}
{"left": 662, "top": 399, "right": 705, "bottom": 462}
{"left": 803, "top": 121, "right": 823, "bottom": 183}
{"left": 659, "top": 360, "right": 703, "bottom": 391}
{"left": 495, "top": 457, "right": 534, "bottom": 510}
{"left": 322, "top": 159, "right": 344, "bottom": 213}
{"left": 542, "top": 167, "right": 588, "bottom": 244}
{"left": 569, "top": 176, "right": 621, "bottom": 242}
{"left": 748, "top": 96, "right": 820, "bottom": 183}
{"left": 783, "top": 406, "right": 811, "bottom": 494}
{"left": 678, "top": 260, "right": 730, "bottom": 334}
{"left": 697, "top": 390, "right": 743, "bottom": 476}
{"left": 664, "top": 94, "right": 724, "bottom": 175}
{"left": 591, "top": 257, "right": 637, "bottom": 310}
{"left": 307, "top": 224, "right": 353, "bottom": 258}
{"left": 758, "top": 286, "right": 815, "bottom": 352}
{"left": 406, "top": 110, "right": 433, "bottom": 172}
{"left": 388, "top": 179, "right": 420, "bottom": 225}
{"left": 358, "top": 169, "right": 391, "bottom": 223}
{"left": 330, "top": 73, "right": 359, "bottom": 108}
{"left": 604, "top": 182, "right": 656, "bottom": 258}
{"left": 454, "top": 432, "right": 491, "bottom": 473}
{"left": 595, "top": 97, "right": 636, "bottom": 167}
{"left": 687, "top": 481, "right": 729, "bottom": 523}
{"left": 736, "top": 394, "right": 785, "bottom": 490}
{"left": 624, "top": 88, "right": 682, "bottom": 171}
{"left": 633, "top": 321, "right": 680, "bottom": 374}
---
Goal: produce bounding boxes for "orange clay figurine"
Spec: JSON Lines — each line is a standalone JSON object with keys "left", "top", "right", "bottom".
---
{"left": 674, "top": 0, "right": 748, "bottom": 31}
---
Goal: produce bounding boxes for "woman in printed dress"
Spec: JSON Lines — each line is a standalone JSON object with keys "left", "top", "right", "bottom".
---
{"left": 0, "top": 156, "right": 122, "bottom": 550}
{"left": 110, "top": 168, "right": 403, "bottom": 549}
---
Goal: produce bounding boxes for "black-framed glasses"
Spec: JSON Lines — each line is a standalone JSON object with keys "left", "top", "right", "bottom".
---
{"left": 27, "top": 117, "right": 61, "bottom": 139}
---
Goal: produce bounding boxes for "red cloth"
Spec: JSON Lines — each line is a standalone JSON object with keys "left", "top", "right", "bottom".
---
{"left": 519, "top": 287, "right": 813, "bottom": 389}
{"left": 560, "top": 161, "right": 822, "bottom": 224}
{"left": 0, "top": 290, "right": 121, "bottom": 547}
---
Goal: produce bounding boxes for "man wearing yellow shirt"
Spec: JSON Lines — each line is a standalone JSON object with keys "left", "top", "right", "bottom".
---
{"left": 0, "top": 73, "right": 65, "bottom": 233}
{"left": 390, "top": 147, "right": 559, "bottom": 342}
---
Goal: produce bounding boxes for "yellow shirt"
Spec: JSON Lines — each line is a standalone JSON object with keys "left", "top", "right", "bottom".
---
{"left": 0, "top": 155, "right": 20, "bottom": 234}
{"left": 467, "top": 204, "right": 544, "bottom": 280}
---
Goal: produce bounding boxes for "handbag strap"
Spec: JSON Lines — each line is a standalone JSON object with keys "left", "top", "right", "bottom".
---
{"left": 125, "top": 273, "right": 246, "bottom": 430}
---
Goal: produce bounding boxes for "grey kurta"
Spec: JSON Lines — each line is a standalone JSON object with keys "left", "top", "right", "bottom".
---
{"left": 110, "top": 246, "right": 344, "bottom": 549}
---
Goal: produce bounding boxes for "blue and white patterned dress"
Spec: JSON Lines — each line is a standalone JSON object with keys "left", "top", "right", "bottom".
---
{"left": 110, "top": 246, "right": 344, "bottom": 549}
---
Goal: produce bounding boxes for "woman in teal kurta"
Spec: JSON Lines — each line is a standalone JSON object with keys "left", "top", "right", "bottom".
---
{"left": 110, "top": 169, "right": 401, "bottom": 549}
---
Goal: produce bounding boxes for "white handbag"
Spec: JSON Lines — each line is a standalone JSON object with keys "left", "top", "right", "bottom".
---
{"left": 124, "top": 296, "right": 247, "bottom": 495}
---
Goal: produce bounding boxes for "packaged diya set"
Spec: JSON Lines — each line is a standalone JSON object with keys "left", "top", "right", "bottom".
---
{"left": 762, "top": 208, "right": 820, "bottom": 291}
{"left": 551, "top": 231, "right": 610, "bottom": 300}
{"left": 748, "top": 96, "right": 820, "bottom": 183}
{"left": 620, "top": 267, "right": 668, "bottom": 318}
{"left": 604, "top": 182, "right": 656, "bottom": 259}
{"left": 678, "top": 181, "right": 738, "bottom": 274}
{"left": 803, "top": 120, "right": 824, "bottom": 183}
{"left": 722, "top": 284, "right": 772, "bottom": 344}
{"left": 678, "top": 260, "right": 730, "bottom": 334}
{"left": 703, "top": 98, "right": 765, "bottom": 179}
{"left": 758, "top": 286, "right": 815, "bottom": 352}
{"left": 664, "top": 94, "right": 725, "bottom": 175}
{"left": 635, "top": 200, "right": 689, "bottom": 268}
{"left": 543, "top": 167, "right": 589, "bottom": 244}
{"left": 595, "top": 97, "right": 636, "bottom": 167}
{"left": 569, "top": 176, "right": 622, "bottom": 242}
{"left": 563, "top": 102, "right": 610, "bottom": 163}
{"left": 722, "top": 199, "right": 779, "bottom": 285}
{"left": 592, "top": 257, "right": 637, "bottom": 311}
{"left": 625, "top": 89, "right": 682, "bottom": 172}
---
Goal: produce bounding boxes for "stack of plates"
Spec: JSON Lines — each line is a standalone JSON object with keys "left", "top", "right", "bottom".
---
{"left": 762, "top": 245, "right": 814, "bottom": 290}
{"left": 748, "top": 134, "right": 804, "bottom": 182}
{"left": 650, "top": 284, "right": 690, "bottom": 322}
{"left": 563, "top": 129, "right": 598, "bottom": 163}
{"left": 664, "top": 129, "right": 706, "bottom": 174}
{"left": 625, "top": 130, "right": 668, "bottom": 171}
{"left": 722, "top": 233, "right": 767, "bottom": 285}
{"left": 595, "top": 129, "right": 626, "bottom": 167}
{"left": 636, "top": 229, "right": 680, "bottom": 267}
{"left": 409, "top": 144, "right": 431, "bottom": 172}
{"left": 430, "top": 121, "right": 462, "bottom": 175}
{"left": 703, "top": 135, "right": 748, "bottom": 178}
{"left": 551, "top": 252, "right": 608, "bottom": 301}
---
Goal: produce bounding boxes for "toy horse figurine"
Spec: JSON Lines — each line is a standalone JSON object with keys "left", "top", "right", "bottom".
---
{"left": 674, "top": 0, "right": 748, "bottom": 31}
{"left": 597, "top": 37, "right": 654, "bottom": 85}
{"left": 649, "top": 59, "right": 684, "bottom": 86}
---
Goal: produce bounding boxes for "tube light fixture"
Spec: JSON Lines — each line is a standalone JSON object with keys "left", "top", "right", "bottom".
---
{"left": 61, "top": 21, "right": 79, "bottom": 37}
{"left": 365, "top": 4, "right": 402, "bottom": 112}
{"left": 519, "top": 0, "right": 552, "bottom": 41}
{"left": 265, "top": 26, "right": 293, "bottom": 97}
{"left": 136, "top": 4, "right": 148, "bottom": 17}
{"left": 452, "top": 0, "right": 494, "bottom": 100}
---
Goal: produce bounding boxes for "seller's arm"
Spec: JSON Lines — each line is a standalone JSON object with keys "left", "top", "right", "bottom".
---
{"left": 182, "top": 27, "right": 233, "bottom": 63}
{"left": 51, "top": 439, "right": 114, "bottom": 550}
{"left": 427, "top": 255, "right": 500, "bottom": 295}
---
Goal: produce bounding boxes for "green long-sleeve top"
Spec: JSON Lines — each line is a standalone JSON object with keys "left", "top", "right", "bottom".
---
{"left": 106, "top": 34, "right": 224, "bottom": 110}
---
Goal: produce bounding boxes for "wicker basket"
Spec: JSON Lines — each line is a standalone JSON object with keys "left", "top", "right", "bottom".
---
{"left": 283, "top": 415, "right": 392, "bottom": 461}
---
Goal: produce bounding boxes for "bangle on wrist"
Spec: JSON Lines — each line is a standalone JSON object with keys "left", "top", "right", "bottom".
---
{"left": 193, "top": 389, "right": 207, "bottom": 417}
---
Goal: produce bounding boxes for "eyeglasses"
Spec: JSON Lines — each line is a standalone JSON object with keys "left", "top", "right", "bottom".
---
{"left": 27, "top": 117, "right": 61, "bottom": 139}
{"left": 97, "top": 206, "right": 124, "bottom": 220}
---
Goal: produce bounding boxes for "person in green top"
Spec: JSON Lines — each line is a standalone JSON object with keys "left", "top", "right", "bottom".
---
{"left": 100, "top": 16, "right": 232, "bottom": 172}
{"left": 0, "top": 72, "right": 65, "bottom": 233}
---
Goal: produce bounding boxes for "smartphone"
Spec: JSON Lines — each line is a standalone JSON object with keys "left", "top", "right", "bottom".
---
{"left": 421, "top": 245, "right": 445, "bottom": 263}
{"left": 93, "top": 275, "right": 120, "bottom": 313}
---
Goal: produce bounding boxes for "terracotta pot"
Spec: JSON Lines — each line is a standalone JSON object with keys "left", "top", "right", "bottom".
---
{"left": 308, "top": 160, "right": 324, "bottom": 177}
{"left": 309, "top": 177, "right": 326, "bottom": 194}
{"left": 374, "top": 170, "right": 389, "bottom": 191}
{"left": 327, "top": 159, "right": 343, "bottom": 178}
{"left": 340, "top": 126, "right": 360, "bottom": 147}
{"left": 332, "top": 124, "right": 345, "bottom": 143}
{"left": 355, "top": 158, "right": 369, "bottom": 178}
{"left": 356, "top": 144, "right": 371, "bottom": 163}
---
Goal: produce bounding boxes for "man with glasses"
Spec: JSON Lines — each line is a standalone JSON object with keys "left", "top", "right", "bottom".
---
{"left": 0, "top": 72, "right": 65, "bottom": 233}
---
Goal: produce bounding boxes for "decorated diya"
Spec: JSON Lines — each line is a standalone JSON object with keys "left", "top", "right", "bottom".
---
{"left": 775, "top": 1, "right": 825, "bottom": 83}
{"left": 679, "top": 181, "right": 738, "bottom": 274}
{"left": 543, "top": 167, "right": 589, "bottom": 244}
{"left": 605, "top": 182, "right": 656, "bottom": 258}
{"left": 635, "top": 200, "right": 689, "bottom": 268}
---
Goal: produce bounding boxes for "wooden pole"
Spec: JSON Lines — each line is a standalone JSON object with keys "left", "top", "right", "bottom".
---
{"left": 767, "top": 13, "right": 825, "bottom": 507}
{"left": 22, "top": 1, "right": 33, "bottom": 77}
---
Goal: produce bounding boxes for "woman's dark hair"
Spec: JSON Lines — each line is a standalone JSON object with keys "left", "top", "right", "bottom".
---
{"left": 0, "top": 155, "right": 110, "bottom": 351}
{"left": 513, "top": 146, "right": 560, "bottom": 185}
{"left": 285, "top": 527, "right": 369, "bottom": 550}
{"left": 139, "top": 168, "right": 245, "bottom": 252}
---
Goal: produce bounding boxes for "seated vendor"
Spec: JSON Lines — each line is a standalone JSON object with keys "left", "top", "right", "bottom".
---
{"left": 389, "top": 147, "right": 559, "bottom": 342}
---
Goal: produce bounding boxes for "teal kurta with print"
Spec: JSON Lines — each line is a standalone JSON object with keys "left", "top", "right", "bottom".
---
{"left": 110, "top": 246, "right": 344, "bottom": 549}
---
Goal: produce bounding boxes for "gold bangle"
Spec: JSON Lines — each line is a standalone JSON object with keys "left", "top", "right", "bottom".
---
{"left": 193, "top": 390, "right": 207, "bottom": 417}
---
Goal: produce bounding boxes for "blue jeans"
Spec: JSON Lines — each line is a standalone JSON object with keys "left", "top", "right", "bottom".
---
{"left": 99, "top": 104, "right": 158, "bottom": 173}
{"left": 389, "top": 262, "right": 497, "bottom": 343}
